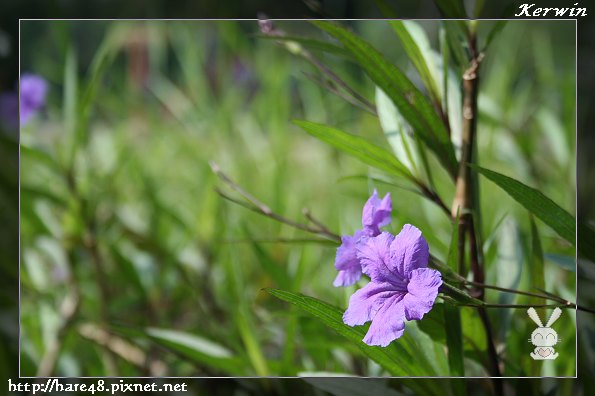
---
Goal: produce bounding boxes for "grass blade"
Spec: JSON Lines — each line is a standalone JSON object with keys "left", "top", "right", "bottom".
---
{"left": 293, "top": 120, "right": 414, "bottom": 181}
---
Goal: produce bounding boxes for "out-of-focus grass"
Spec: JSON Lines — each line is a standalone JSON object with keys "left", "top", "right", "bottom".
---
{"left": 19, "top": 20, "right": 576, "bottom": 378}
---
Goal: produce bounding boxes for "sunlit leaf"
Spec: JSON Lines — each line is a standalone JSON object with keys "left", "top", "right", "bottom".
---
{"left": 129, "top": 327, "right": 245, "bottom": 374}
{"left": 293, "top": 120, "right": 414, "bottom": 180}
{"left": 389, "top": 21, "right": 441, "bottom": 104}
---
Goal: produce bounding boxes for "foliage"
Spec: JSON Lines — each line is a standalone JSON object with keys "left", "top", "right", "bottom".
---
{"left": 18, "top": 18, "right": 578, "bottom": 389}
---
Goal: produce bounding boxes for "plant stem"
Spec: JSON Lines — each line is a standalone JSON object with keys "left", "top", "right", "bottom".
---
{"left": 450, "top": 26, "right": 501, "bottom": 386}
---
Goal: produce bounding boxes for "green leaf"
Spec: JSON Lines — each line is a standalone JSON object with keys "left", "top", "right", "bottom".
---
{"left": 471, "top": 165, "right": 575, "bottom": 245}
{"left": 312, "top": 21, "right": 457, "bottom": 178}
{"left": 441, "top": 21, "right": 469, "bottom": 71}
{"left": 444, "top": 304, "right": 465, "bottom": 378}
{"left": 236, "top": 309, "right": 270, "bottom": 376}
{"left": 265, "top": 288, "right": 437, "bottom": 378}
{"left": 529, "top": 216, "right": 546, "bottom": 301}
{"left": 375, "top": 87, "right": 419, "bottom": 174}
{"left": 141, "top": 327, "right": 245, "bottom": 374}
{"left": 293, "top": 120, "right": 414, "bottom": 180}
{"left": 389, "top": 21, "right": 441, "bottom": 104}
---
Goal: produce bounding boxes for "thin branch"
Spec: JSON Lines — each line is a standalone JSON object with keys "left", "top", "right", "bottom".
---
{"left": 211, "top": 163, "right": 341, "bottom": 242}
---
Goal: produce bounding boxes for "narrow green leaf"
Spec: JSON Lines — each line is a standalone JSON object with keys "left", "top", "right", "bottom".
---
{"left": 389, "top": 21, "right": 441, "bottom": 104}
{"left": 441, "top": 21, "right": 469, "bottom": 71}
{"left": 265, "top": 288, "right": 430, "bottom": 377}
{"left": 375, "top": 87, "right": 419, "bottom": 174}
{"left": 144, "top": 328, "right": 245, "bottom": 374}
{"left": 312, "top": 21, "right": 457, "bottom": 178}
{"left": 471, "top": 165, "right": 575, "bottom": 245}
{"left": 529, "top": 216, "right": 546, "bottom": 300}
{"left": 444, "top": 304, "right": 465, "bottom": 378}
{"left": 293, "top": 120, "right": 414, "bottom": 180}
{"left": 236, "top": 309, "right": 270, "bottom": 376}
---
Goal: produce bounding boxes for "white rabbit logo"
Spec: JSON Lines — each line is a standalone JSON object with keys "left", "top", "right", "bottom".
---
{"left": 527, "top": 307, "right": 562, "bottom": 360}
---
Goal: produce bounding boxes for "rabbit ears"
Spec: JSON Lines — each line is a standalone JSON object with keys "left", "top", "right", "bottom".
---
{"left": 527, "top": 307, "right": 562, "bottom": 327}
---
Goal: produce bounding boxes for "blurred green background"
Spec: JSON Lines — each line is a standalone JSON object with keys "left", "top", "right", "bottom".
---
{"left": 18, "top": 20, "right": 576, "bottom": 379}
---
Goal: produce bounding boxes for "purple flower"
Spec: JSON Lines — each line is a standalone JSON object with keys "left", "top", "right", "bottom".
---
{"left": 20, "top": 73, "right": 48, "bottom": 125}
{"left": 343, "top": 225, "right": 442, "bottom": 347}
{"left": 334, "top": 190, "right": 392, "bottom": 287}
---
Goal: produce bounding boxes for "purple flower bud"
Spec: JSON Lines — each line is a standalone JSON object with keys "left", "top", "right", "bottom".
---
{"left": 333, "top": 190, "right": 392, "bottom": 287}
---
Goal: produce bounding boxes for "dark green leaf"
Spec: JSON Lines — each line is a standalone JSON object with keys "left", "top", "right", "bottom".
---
{"left": 312, "top": 21, "right": 457, "bottom": 177}
{"left": 293, "top": 120, "right": 414, "bottom": 180}
{"left": 472, "top": 165, "right": 575, "bottom": 245}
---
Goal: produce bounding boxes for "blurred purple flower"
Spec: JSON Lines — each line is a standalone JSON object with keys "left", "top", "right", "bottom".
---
{"left": 343, "top": 225, "right": 442, "bottom": 347}
{"left": 20, "top": 73, "right": 48, "bottom": 124}
{"left": 334, "top": 190, "right": 392, "bottom": 287}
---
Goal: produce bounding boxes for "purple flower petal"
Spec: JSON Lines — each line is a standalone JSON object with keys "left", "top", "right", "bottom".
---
{"left": 333, "top": 266, "right": 362, "bottom": 287}
{"left": 403, "top": 268, "right": 442, "bottom": 320}
{"left": 357, "top": 232, "right": 407, "bottom": 286}
{"left": 363, "top": 293, "right": 406, "bottom": 347}
{"left": 389, "top": 224, "right": 430, "bottom": 278}
{"left": 334, "top": 231, "right": 366, "bottom": 287}
{"left": 361, "top": 190, "right": 392, "bottom": 236}
{"left": 343, "top": 281, "right": 400, "bottom": 326}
